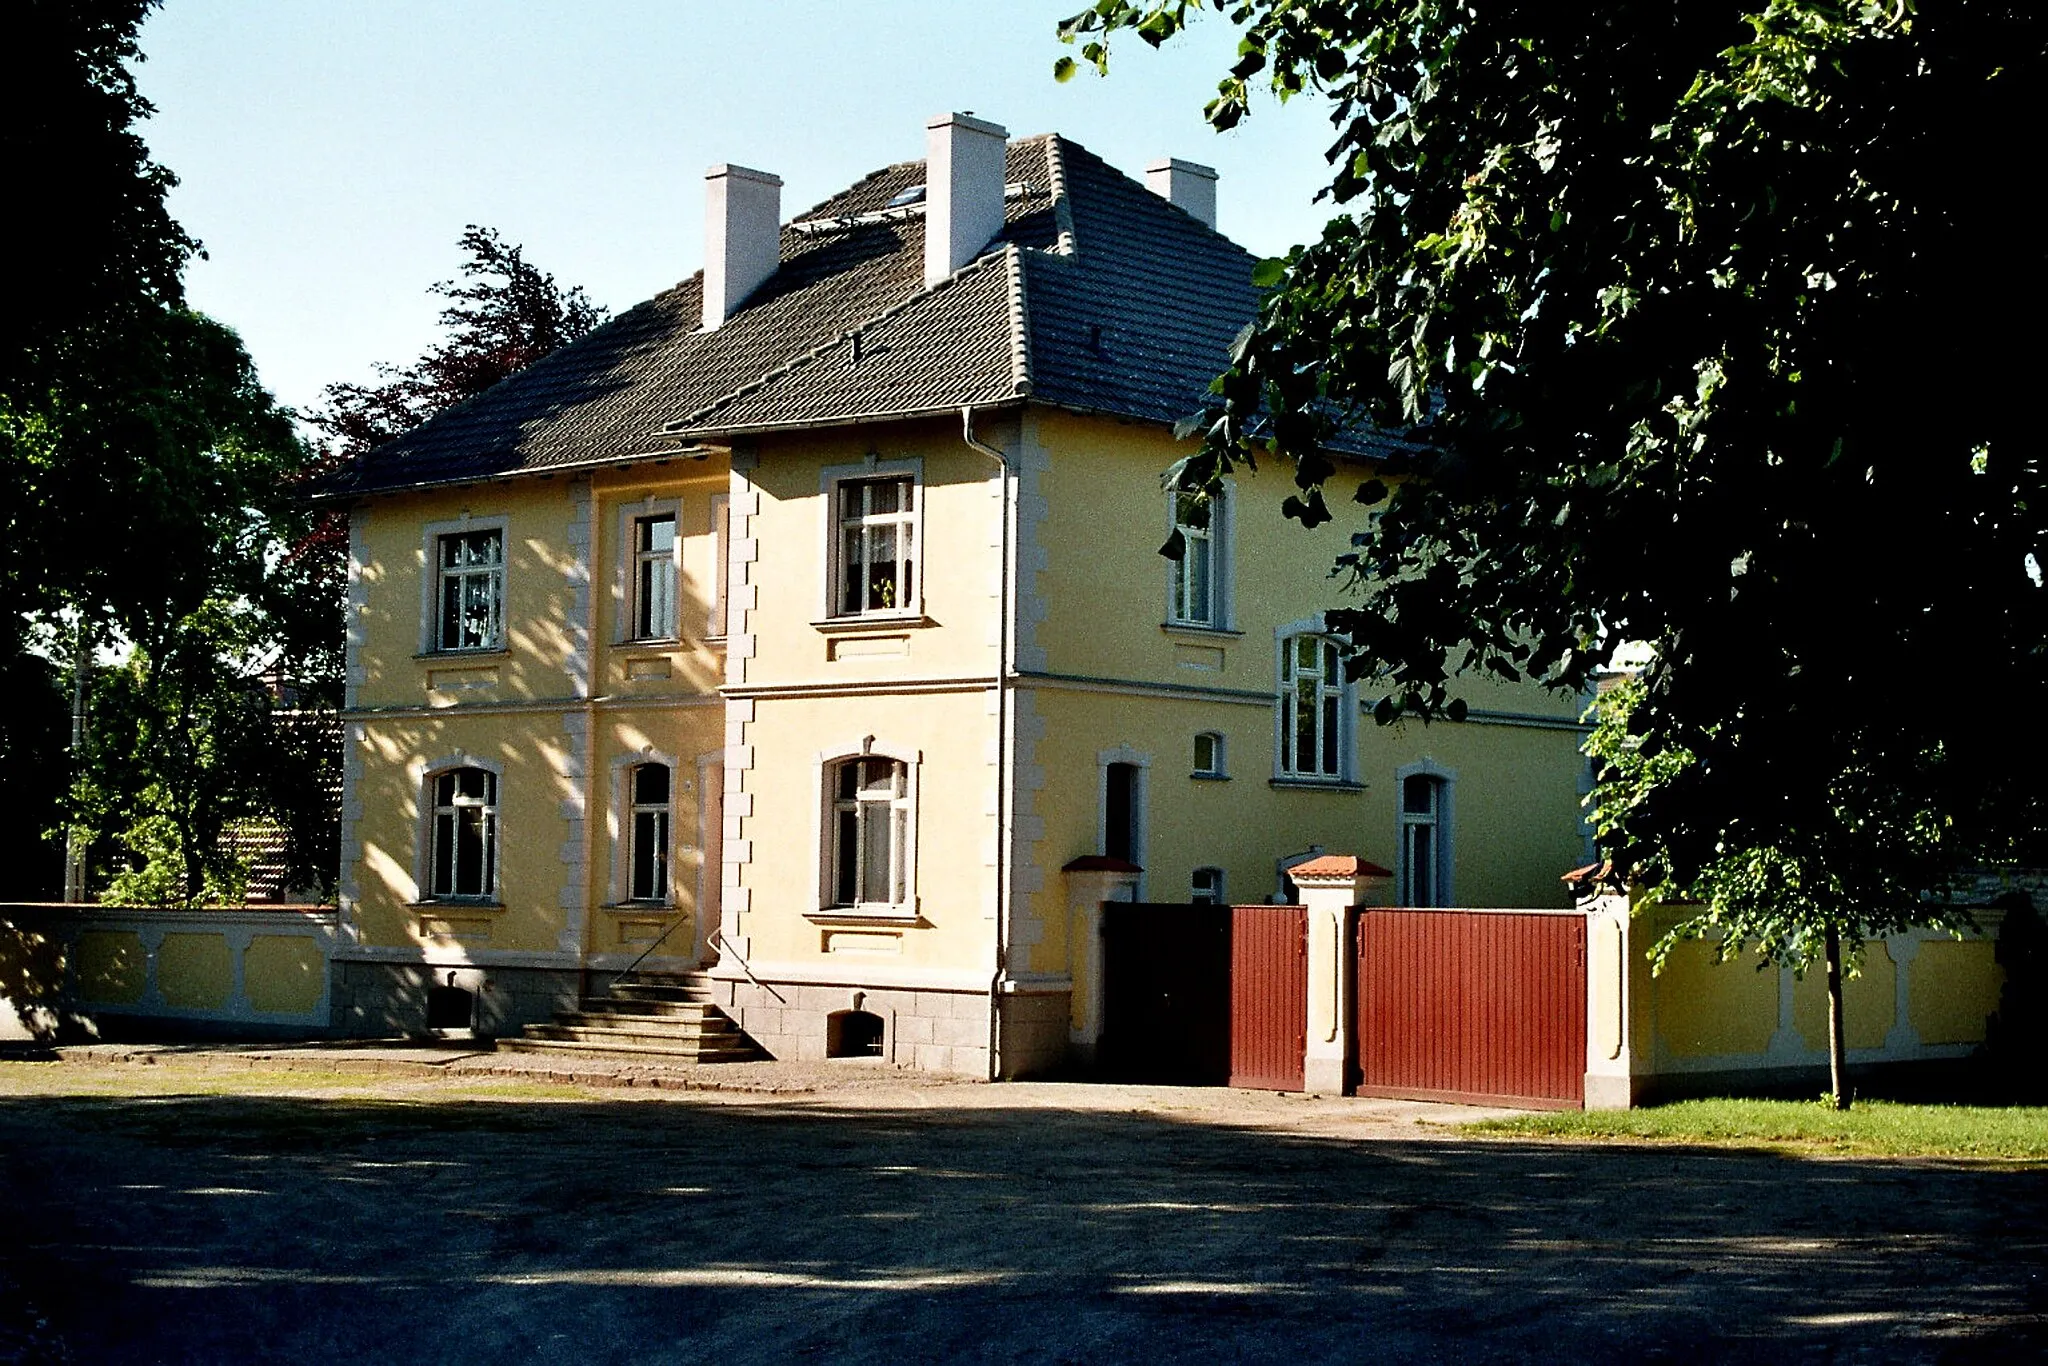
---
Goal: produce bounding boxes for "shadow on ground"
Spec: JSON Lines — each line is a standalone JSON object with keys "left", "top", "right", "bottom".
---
{"left": 1, "top": 1082, "right": 2044, "bottom": 1364}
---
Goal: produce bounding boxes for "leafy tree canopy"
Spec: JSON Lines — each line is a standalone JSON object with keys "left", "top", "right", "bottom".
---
{"left": 1062, "top": 0, "right": 2047, "bottom": 1097}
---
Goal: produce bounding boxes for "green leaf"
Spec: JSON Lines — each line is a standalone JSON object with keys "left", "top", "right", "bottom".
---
{"left": 1353, "top": 478, "right": 1388, "bottom": 506}
{"left": 1054, "top": 56, "right": 1078, "bottom": 82}
{"left": 1159, "top": 527, "right": 1187, "bottom": 561}
{"left": 1251, "top": 257, "right": 1289, "bottom": 288}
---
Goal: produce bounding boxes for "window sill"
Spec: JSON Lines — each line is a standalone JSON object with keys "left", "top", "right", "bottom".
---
{"left": 811, "top": 614, "right": 935, "bottom": 634}
{"left": 804, "top": 906, "right": 924, "bottom": 926}
{"left": 616, "top": 637, "right": 684, "bottom": 651}
{"left": 600, "top": 901, "right": 678, "bottom": 914}
{"left": 1160, "top": 622, "right": 1243, "bottom": 640}
{"left": 409, "top": 899, "right": 507, "bottom": 912}
{"left": 414, "top": 647, "right": 510, "bottom": 663}
{"left": 1268, "top": 777, "right": 1366, "bottom": 793}
{"left": 1191, "top": 772, "right": 1231, "bottom": 782}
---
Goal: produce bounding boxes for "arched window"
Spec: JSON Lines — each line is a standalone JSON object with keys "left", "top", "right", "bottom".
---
{"left": 828, "top": 756, "right": 911, "bottom": 909}
{"left": 1280, "top": 633, "right": 1349, "bottom": 780}
{"left": 628, "top": 763, "right": 672, "bottom": 902}
{"left": 1399, "top": 772, "right": 1450, "bottom": 907}
{"left": 429, "top": 767, "right": 497, "bottom": 899}
{"left": 1192, "top": 731, "right": 1226, "bottom": 779}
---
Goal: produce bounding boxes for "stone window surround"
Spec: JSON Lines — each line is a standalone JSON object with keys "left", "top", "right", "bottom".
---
{"left": 418, "top": 513, "right": 510, "bottom": 656}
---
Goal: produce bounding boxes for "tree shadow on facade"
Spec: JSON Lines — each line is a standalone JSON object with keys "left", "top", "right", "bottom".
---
{"left": 1, "top": 1089, "right": 2044, "bottom": 1363}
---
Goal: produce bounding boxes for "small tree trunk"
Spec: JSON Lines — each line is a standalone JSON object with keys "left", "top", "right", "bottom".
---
{"left": 1824, "top": 923, "right": 1850, "bottom": 1111}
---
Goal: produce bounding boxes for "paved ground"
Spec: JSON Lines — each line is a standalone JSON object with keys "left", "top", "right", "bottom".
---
{"left": 2, "top": 1045, "right": 2045, "bottom": 1363}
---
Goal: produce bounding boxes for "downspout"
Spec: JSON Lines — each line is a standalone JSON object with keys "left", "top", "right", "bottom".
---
{"left": 961, "top": 406, "right": 1010, "bottom": 1081}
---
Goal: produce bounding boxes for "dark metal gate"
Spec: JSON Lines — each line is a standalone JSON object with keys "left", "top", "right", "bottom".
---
{"left": 1100, "top": 903, "right": 1306, "bottom": 1089}
{"left": 1102, "top": 903, "right": 1229, "bottom": 1084}
{"left": 1353, "top": 908, "right": 1586, "bottom": 1109}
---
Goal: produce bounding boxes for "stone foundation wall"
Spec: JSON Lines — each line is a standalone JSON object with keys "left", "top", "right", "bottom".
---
{"left": 331, "top": 960, "right": 581, "bottom": 1039}
{"left": 996, "top": 989, "right": 1072, "bottom": 1079}
{"left": 713, "top": 976, "right": 993, "bottom": 1077}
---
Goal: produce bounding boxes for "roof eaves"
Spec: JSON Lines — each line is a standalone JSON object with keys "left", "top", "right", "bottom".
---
{"left": 665, "top": 396, "right": 1028, "bottom": 442}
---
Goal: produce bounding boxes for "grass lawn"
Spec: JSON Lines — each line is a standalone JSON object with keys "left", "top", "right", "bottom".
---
{"left": 1466, "top": 1097, "right": 2048, "bottom": 1161}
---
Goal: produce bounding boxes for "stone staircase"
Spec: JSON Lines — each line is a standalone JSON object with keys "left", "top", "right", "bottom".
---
{"left": 497, "top": 971, "right": 763, "bottom": 1064}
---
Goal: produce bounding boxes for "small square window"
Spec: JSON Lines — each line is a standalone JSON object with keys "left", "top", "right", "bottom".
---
{"left": 1193, "top": 731, "right": 1226, "bottom": 778}
{"left": 1192, "top": 867, "right": 1225, "bottom": 905}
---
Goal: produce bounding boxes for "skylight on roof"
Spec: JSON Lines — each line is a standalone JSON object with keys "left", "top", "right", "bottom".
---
{"left": 886, "top": 185, "right": 927, "bottom": 209}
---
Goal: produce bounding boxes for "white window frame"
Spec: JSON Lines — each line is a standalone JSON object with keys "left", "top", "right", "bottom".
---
{"left": 1097, "top": 745, "right": 1151, "bottom": 897}
{"left": 1395, "top": 759, "right": 1456, "bottom": 907}
{"left": 1164, "top": 483, "right": 1233, "bottom": 629}
{"left": 819, "top": 457, "right": 924, "bottom": 622}
{"left": 414, "top": 756, "right": 504, "bottom": 903}
{"left": 615, "top": 498, "right": 684, "bottom": 644}
{"left": 420, "top": 515, "right": 509, "bottom": 654}
{"left": 1273, "top": 622, "right": 1357, "bottom": 784}
{"left": 811, "top": 738, "right": 921, "bottom": 920}
{"left": 1192, "top": 730, "right": 1228, "bottom": 780}
{"left": 706, "top": 493, "right": 731, "bottom": 640}
{"left": 1191, "top": 867, "right": 1225, "bottom": 905}
{"left": 606, "top": 749, "right": 681, "bottom": 907}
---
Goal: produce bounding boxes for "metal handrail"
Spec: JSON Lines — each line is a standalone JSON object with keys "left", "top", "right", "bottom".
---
{"left": 708, "top": 928, "right": 785, "bottom": 1003}
{"left": 608, "top": 912, "right": 691, "bottom": 990}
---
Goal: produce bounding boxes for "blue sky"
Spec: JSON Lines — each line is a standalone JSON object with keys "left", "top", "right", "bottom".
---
{"left": 134, "top": 1, "right": 1342, "bottom": 415}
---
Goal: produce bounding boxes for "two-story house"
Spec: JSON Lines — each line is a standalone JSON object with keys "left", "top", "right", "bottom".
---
{"left": 317, "top": 113, "right": 1593, "bottom": 1077}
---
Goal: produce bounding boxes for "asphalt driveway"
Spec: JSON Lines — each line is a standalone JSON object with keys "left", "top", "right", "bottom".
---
{"left": 1, "top": 1056, "right": 2043, "bottom": 1363}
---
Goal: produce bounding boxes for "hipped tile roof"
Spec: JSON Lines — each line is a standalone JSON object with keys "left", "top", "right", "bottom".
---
{"left": 320, "top": 134, "right": 1402, "bottom": 500}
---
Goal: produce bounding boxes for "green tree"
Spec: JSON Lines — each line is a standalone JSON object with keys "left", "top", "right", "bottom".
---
{"left": 1062, "top": 1, "right": 2046, "bottom": 1106}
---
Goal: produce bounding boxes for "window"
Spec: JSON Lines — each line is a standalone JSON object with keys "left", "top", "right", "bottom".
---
{"left": 628, "top": 763, "right": 671, "bottom": 902}
{"left": 828, "top": 757, "right": 911, "bottom": 909}
{"left": 1280, "top": 633, "right": 1349, "bottom": 780}
{"left": 1192, "top": 731, "right": 1226, "bottom": 779}
{"left": 1104, "top": 762, "right": 1139, "bottom": 863}
{"left": 429, "top": 767, "right": 497, "bottom": 899}
{"left": 835, "top": 477, "right": 916, "bottom": 616}
{"left": 1398, "top": 772, "right": 1450, "bottom": 907}
{"left": 436, "top": 529, "right": 504, "bottom": 651}
{"left": 1167, "top": 490, "right": 1217, "bottom": 626}
{"left": 707, "top": 494, "right": 730, "bottom": 638}
{"left": 631, "top": 513, "right": 679, "bottom": 640}
{"left": 1192, "top": 867, "right": 1225, "bottom": 905}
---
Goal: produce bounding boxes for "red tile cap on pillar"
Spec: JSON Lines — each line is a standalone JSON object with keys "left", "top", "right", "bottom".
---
{"left": 1289, "top": 854, "right": 1393, "bottom": 882}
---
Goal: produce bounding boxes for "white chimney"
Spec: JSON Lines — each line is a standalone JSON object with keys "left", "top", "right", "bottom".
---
{"left": 1145, "top": 158, "right": 1218, "bottom": 230}
{"left": 925, "top": 112, "right": 1009, "bottom": 288}
{"left": 702, "top": 163, "right": 783, "bottom": 330}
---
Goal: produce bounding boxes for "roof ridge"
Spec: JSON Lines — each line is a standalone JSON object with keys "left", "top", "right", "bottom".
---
{"left": 1003, "top": 245, "right": 1031, "bottom": 397}
{"left": 1043, "top": 135, "right": 1079, "bottom": 257}
{"left": 664, "top": 248, "right": 1015, "bottom": 434}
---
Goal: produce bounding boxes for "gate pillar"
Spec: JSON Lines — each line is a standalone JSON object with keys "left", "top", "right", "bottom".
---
{"left": 1061, "top": 856, "right": 1141, "bottom": 1066}
{"left": 1579, "top": 885, "right": 1647, "bottom": 1109}
{"left": 1288, "top": 855, "right": 1390, "bottom": 1094}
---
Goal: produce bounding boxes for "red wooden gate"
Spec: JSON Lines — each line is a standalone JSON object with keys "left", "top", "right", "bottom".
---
{"left": 1353, "top": 908, "right": 1586, "bottom": 1109}
{"left": 1229, "top": 904, "right": 1306, "bottom": 1091}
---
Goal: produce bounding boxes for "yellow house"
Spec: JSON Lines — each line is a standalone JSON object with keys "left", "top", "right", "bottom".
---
{"left": 316, "top": 113, "right": 1592, "bottom": 1077}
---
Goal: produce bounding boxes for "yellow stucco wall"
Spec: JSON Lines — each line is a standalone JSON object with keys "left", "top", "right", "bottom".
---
{"left": 156, "top": 933, "right": 233, "bottom": 1010}
{"left": 348, "top": 464, "right": 732, "bottom": 964}
{"left": 1652, "top": 940, "right": 1781, "bottom": 1059}
{"left": 1909, "top": 939, "right": 2002, "bottom": 1045}
{"left": 75, "top": 931, "right": 144, "bottom": 1005}
{"left": 737, "top": 691, "right": 996, "bottom": 973}
{"left": 1791, "top": 944, "right": 1896, "bottom": 1053}
{"left": 743, "top": 422, "right": 1003, "bottom": 686}
{"left": 244, "top": 935, "right": 327, "bottom": 1015}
